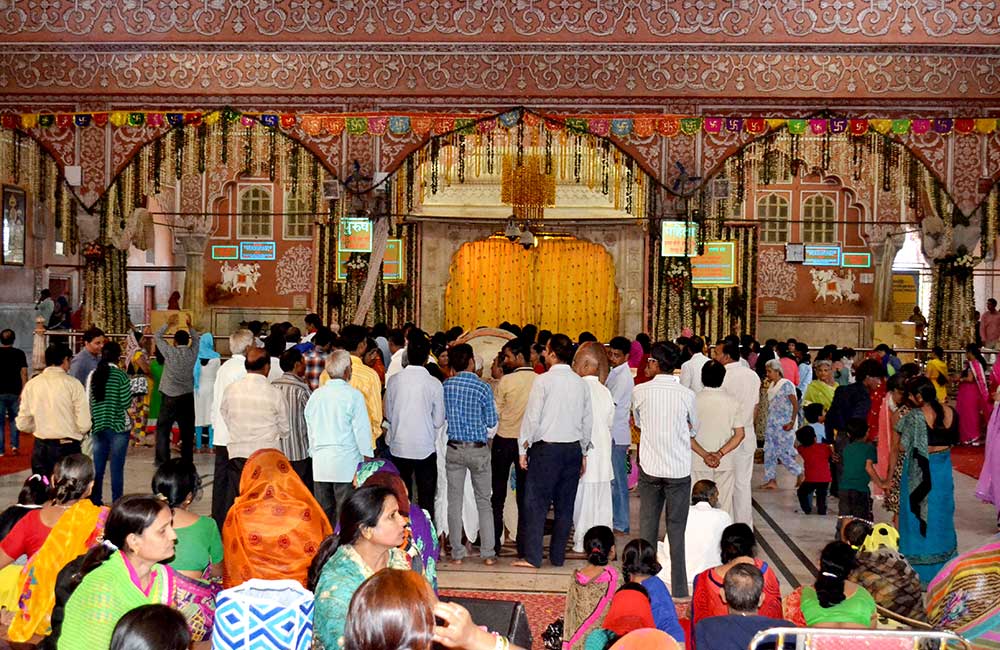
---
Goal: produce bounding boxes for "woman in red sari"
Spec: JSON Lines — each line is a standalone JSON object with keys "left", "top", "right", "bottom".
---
{"left": 690, "top": 524, "right": 782, "bottom": 650}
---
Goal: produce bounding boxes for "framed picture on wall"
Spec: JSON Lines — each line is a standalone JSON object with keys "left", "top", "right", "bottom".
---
{"left": 2, "top": 186, "right": 26, "bottom": 266}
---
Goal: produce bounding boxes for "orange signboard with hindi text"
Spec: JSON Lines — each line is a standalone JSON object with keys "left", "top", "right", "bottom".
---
{"left": 691, "top": 241, "right": 737, "bottom": 287}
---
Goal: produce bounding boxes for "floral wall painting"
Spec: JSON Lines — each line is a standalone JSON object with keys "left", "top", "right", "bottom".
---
{"left": 757, "top": 248, "right": 796, "bottom": 301}
{"left": 275, "top": 245, "right": 313, "bottom": 296}
{"left": 2, "top": 186, "right": 25, "bottom": 265}
{"left": 219, "top": 261, "right": 261, "bottom": 294}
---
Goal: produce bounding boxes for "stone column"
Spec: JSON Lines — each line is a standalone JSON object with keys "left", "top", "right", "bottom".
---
{"left": 177, "top": 233, "right": 209, "bottom": 330}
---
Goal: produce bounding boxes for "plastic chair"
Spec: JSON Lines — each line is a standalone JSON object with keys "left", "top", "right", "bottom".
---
{"left": 749, "top": 626, "right": 970, "bottom": 650}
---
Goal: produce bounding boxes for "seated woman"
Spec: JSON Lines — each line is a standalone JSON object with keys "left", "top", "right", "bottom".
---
{"left": 0, "top": 474, "right": 50, "bottom": 612}
{"left": 620, "top": 539, "right": 684, "bottom": 643}
{"left": 222, "top": 448, "right": 332, "bottom": 589}
{"left": 926, "top": 538, "right": 1000, "bottom": 647}
{"left": 354, "top": 459, "right": 439, "bottom": 590}
{"left": 690, "top": 523, "right": 782, "bottom": 645}
{"left": 313, "top": 485, "right": 414, "bottom": 650}
{"left": 841, "top": 519, "right": 925, "bottom": 621}
{"left": 344, "top": 568, "right": 524, "bottom": 650}
{"left": 562, "top": 526, "right": 621, "bottom": 650}
{"left": 583, "top": 583, "right": 656, "bottom": 650}
{"left": 6, "top": 455, "right": 109, "bottom": 642}
{"left": 58, "top": 495, "right": 179, "bottom": 648}
{"left": 799, "top": 541, "right": 876, "bottom": 628}
{"left": 153, "top": 459, "right": 223, "bottom": 642}
{"left": 110, "top": 604, "right": 191, "bottom": 650}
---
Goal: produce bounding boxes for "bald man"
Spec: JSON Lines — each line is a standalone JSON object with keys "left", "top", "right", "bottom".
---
{"left": 570, "top": 341, "right": 616, "bottom": 553}
{"left": 218, "top": 347, "right": 291, "bottom": 517}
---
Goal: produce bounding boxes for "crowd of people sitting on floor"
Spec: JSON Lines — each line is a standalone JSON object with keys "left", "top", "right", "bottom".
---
{"left": 0, "top": 314, "right": 998, "bottom": 648}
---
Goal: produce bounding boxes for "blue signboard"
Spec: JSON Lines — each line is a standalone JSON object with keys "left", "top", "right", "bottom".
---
{"left": 239, "top": 241, "right": 276, "bottom": 261}
{"left": 804, "top": 245, "right": 841, "bottom": 267}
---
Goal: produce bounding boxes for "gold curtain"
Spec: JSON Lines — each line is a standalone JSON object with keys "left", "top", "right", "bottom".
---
{"left": 444, "top": 238, "right": 619, "bottom": 340}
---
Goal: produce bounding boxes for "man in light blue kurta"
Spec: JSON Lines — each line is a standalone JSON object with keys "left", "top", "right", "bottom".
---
{"left": 304, "top": 349, "right": 373, "bottom": 525}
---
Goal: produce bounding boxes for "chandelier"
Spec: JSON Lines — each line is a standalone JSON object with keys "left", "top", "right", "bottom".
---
{"left": 500, "top": 154, "right": 556, "bottom": 221}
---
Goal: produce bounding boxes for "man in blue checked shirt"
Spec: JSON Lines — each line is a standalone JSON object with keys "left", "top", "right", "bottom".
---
{"left": 443, "top": 343, "right": 499, "bottom": 565}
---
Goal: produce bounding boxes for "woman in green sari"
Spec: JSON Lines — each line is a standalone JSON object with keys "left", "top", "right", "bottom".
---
{"left": 58, "top": 495, "right": 178, "bottom": 649}
{"left": 803, "top": 360, "right": 838, "bottom": 412}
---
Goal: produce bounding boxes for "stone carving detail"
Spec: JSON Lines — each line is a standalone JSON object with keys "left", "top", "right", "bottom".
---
{"left": 275, "top": 245, "right": 313, "bottom": 295}
{"left": 758, "top": 248, "right": 797, "bottom": 302}
{"left": 2, "top": 2, "right": 997, "bottom": 39}
{"left": 2, "top": 48, "right": 998, "bottom": 99}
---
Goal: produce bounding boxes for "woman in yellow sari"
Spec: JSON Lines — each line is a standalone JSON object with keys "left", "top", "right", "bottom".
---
{"left": 7, "top": 454, "right": 109, "bottom": 642}
{"left": 925, "top": 346, "right": 950, "bottom": 404}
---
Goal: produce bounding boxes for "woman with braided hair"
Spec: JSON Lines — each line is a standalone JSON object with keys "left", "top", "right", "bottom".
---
{"left": 5, "top": 454, "right": 110, "bottom": 641}
{"left": 799, "top": 541, "right": 876, "bottom": 628}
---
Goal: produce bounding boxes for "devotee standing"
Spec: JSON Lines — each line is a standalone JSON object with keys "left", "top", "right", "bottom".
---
{"left": 68, "top": 326, "right": 106, "bottom": 384}
{"left": 981, "top": 298, "right": 1000, "bottom": 349}
{"left": 219, "top": 348, "right": 290, "bottom": 518}
{"left": 490, "top": 338, "right": 536, "bottom": 558}
{"left": 514, "top": 333, "right": 592, "bottom": 569}
{"left": 0, "top": 329, "right": 27, "bottom": 455}
{"left": 272, "top": 348, "right": 314, "bottom": 490}
{"left": 690, "top": 360, "right": 745, "bottom": 520}
{"left": 605, "top": 336, "right": 635, "bottom": 534}
{"left": 680, "top": 336, "right": 709, "bottom": 394}
{"left": 956, "top": 343, "right": 990, "bottom": 445}
{"left": 209, "top": 328, "right": 253, "bottom": 528}
{"left": 442, "top": 343, "right": 498, "bottom": 565}
{"left": 34, "top": 289, "right": 54, "bottom": 326}
{"left": 385, "top": 329, "right": 407, "bottom": 381}
{"left": 17, "top": 343, "right": 90, "bottom": 477}
{"left": 385, "top": 332, "right": 445, "bottom": 519}
{"left": 324, "top": 325, "right": 383, "bottom": 449}
{"left": 760, "top": 359, "right": 802, "bottom": 490}
{"left": 193, "top": 331, "right": 221, "bottom": 451}
{"left": 715, "top": 340, "right": 761, "bottom": 528}
{"left": 571, "top": 341, "right": 615, "bottom": 554}
{"left": 631, "top": 341, "right": 696, "bottom": 597}
{"left": 302, "top": 326, "right": 334, "bottom": 391}
{"left": 153, "top": 314, "right": 200, "bottom": 466}
{"left": 305, "top": 350, "right": 373, "bottom": 524}
{"left": 826, "top": 359, "right": 886, "bottom": 497}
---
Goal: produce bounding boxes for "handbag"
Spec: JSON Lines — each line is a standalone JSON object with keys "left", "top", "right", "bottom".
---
{"left": 173, "top": 570, "right": 221, "bottom": 643}
{"left": 211, "top": 579, "right": 313, "bottom": 650}
{"left": 129, "top": 374, "right": 149, "bottom": 396}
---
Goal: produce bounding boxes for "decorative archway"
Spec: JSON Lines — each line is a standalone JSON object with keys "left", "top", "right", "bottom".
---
{"left": 444, "top": 237, "right": 619, "bottom": 340}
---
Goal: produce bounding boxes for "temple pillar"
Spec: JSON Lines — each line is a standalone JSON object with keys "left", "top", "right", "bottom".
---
{"left": 178, "top": 233, "right": 209, "bottom": 330}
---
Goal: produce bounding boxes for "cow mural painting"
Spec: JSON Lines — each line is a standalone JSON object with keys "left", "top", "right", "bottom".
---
{"left": 220, "top": 262, "right": 262, "bottom": 294}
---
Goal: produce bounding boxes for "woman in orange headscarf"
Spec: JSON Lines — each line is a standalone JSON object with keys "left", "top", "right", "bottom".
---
{"left": 221, "top": 448, "right": 332, "bottom": 588}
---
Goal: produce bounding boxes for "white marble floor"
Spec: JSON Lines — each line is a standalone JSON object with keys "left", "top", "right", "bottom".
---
{"left": 3, "top": 446, "right": 995, "bottom": 596}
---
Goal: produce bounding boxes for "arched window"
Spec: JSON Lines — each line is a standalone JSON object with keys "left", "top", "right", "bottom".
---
{"left": 757, "top": 194, "right": 789, "bottom": 243}
{"left": 238, "top": 186, "right": 272, "bottom": 239}
{"left": 802, "top": 194, "right": 836, "bottom": 243}
{"left": 283, "top": 191, "right": 313, "bottom": 240}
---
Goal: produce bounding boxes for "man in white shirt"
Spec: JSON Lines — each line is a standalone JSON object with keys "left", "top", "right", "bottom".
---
{"left": 209, "top": 328, "right": 253, "bottom": 528}
{"left": 571, "top": 342, "right": 615, "bottom": 553}
{"left": 385, "top": 329, "right": 407, "bottom": 382}
{"left": 679, "top": 336, "right": 709, "bottom": 394}
{"left": 631, "top": 341, "right": 697, "bottom": 597}
{"left": 691, "top": 360, "right": 746, "bottom": 521}
{"left": 714, "top": 339, "right": 761, "bottom": 528}
{"left": 385, "top": 332, "right": 445, "bottom": 520}
{"left": 605, "top": 336, "right": 634, "bottom": 533}
{"left": 221, "top": 347, "right": 290, "bottom": 461}
{"left": 514, "top": 333, "right": 593, "bottom": 569}
{"left": 657, "top": 480, "right": 733, "bottom": 595}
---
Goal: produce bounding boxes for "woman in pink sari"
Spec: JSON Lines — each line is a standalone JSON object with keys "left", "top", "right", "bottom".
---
{"left": 956, "top": 344, "right": 991, "bottom": 445}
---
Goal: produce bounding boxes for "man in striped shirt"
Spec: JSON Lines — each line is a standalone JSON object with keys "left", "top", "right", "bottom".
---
{"left": 631, "top": 341, "right": 698, "bottom": 597}
{"left": 272, "top": 348, "right": 313, "bottom": 491}
{"left": 442, "top": 343, "right": 499, "bottom": 565}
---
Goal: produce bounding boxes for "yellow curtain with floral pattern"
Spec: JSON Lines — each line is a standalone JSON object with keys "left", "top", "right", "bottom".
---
{"left": 444, "top": 237, "right": 619, "bottom": 340}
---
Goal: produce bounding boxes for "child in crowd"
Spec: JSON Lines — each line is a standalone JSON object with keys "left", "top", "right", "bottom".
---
{"left": 796, "top": 426, "right": 832, "bottom": 515}
{"left": 839, "top": 418, "right": 884, "bottom": 522}
{"left": 802, "top": 403, "right": 826, "bottom": 443}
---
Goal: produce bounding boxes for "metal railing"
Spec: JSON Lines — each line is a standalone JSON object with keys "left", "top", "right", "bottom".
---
{"left": 749, "top": 626, "right": 970, "bottom": 650}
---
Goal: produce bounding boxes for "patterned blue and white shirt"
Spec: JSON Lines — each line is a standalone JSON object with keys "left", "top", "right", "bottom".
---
{"left": 443, "top": 371, "right": 498, "bottom": 443}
